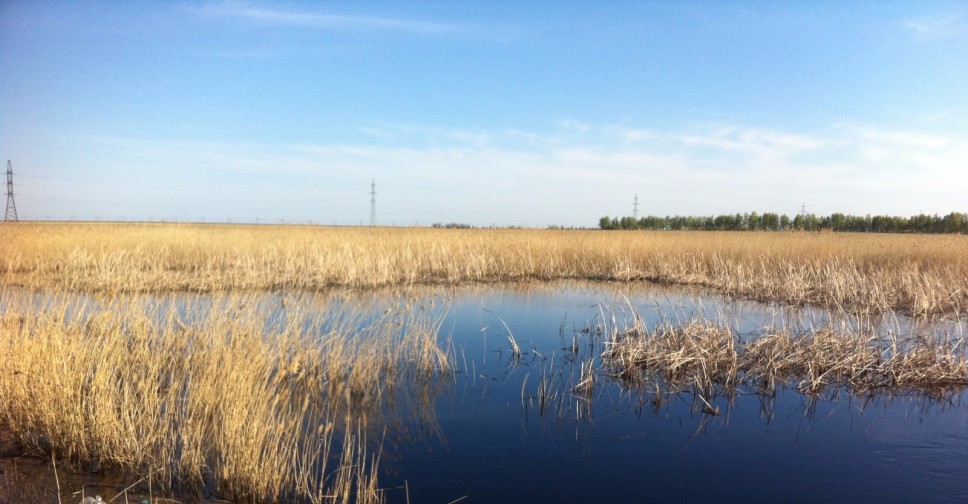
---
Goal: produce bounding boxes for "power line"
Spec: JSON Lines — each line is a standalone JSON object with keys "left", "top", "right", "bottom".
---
{"left": 5, "top": 160, "right": 18, "bottom": 222}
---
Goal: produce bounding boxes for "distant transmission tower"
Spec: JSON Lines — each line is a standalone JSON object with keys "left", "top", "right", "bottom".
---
{"left": 4, "top": 160, "right": 18, "bottom": 222}
{"left": 633, "top": 193, "right": 639, "bottom": 220}
{"left": 369, "top": 179, "right": 376, "bottom": 227}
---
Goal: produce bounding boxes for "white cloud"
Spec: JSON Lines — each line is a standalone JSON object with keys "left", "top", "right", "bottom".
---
{"left": 904, "top": 13, "right": 966, "bottom": 42}
{"left": 192, "top": 1, "right": 457, "bottom": 35}
{"left": 27, "top": 121, "right": 967, "bottom": 225}
{"left": 294, "top": 122, "right": 967, "bottom": 220}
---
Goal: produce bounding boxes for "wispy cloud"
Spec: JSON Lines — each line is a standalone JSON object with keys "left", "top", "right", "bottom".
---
{"left": 301, "top": 121, "right": 968, "bottom": 219}
{"left": 41, "top": 121, "right": 966, "bottom": 225}
{"left": 192, "top": 1, "right": 457, "bottom": 35}
{"left": 904, "top": 13, "right": 965, "bottom": 42}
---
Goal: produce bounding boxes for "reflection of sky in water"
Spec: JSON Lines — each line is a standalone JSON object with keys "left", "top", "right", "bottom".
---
{"left": 383, "top": 281, "right": 968, "bottom": 504}
{"left": 3, "top": 282, "right": 966, "bottom": 503}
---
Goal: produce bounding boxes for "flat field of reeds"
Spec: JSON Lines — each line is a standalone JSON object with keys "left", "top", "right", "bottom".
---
{"left": 3, "top": 222, "right": 967, "bottom": 316}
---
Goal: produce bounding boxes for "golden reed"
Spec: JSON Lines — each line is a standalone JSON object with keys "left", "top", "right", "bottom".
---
{"left": 3, "top": 222, "right": 966, "bottom": 316}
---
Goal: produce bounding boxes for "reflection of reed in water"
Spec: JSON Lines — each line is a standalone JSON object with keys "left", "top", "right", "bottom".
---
{"left": 500, "top": 302, "right": 966, "bottom": 425}
{"left": 605, "top": 319, "right": 967, "bottom": 397}
{"left": 0, "top": 291, "right": 453, "bottom": 503}
{"left": 596, "top": 306, "right": 968, "bottom": 428}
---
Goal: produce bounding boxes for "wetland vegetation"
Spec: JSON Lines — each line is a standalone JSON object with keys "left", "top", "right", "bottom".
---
{"left": 1, "top": 222, "right": 967, "bottom": 502}
{"left": 3, "top": 222, "right": 967, "bottom": 316}
{"left": 0, "top": 292, "right": 450, "bottom": 503}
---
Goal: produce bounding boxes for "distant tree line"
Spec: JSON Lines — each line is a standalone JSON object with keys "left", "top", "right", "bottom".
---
{"left": 598, "top": 211, "right": 968, "bottom": 234}
{"left": 431, "top": 222, "right": 474, "bottom": 229}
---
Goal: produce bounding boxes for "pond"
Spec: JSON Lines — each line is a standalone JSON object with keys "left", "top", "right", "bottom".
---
{"left": 374, "top": 281, "right": 968, "bottom": 504}
{"left": 1, "top": 281, "right": 966, "bottom": 503}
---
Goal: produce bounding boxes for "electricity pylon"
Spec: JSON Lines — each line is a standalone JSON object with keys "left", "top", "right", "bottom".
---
{"left": 4, "top": 160, "right": 18, "bottom": 222}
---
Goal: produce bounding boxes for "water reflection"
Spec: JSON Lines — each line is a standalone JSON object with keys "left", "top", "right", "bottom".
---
{"left": 3, "top": 281, "right": 966, "bottom": 503}
{"left": 387, "top": 281, "right": 967, "bottom": 504}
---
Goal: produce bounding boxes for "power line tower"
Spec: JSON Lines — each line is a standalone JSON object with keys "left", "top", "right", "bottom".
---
{"left": 633, "top": 193, "right": 639, "bottom": 220}
{"left": 369, "top": 179, "right": 376, "bottom": 227}
{"left": 5, "top": 160, "right": 18, "bottom": 222}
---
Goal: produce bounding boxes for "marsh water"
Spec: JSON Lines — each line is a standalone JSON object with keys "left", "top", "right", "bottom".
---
{"left": 373, "top": 282, "right": 968, "bottom": 504}
{"left": 3, "top": 281, "right": 967, "bottom": 503}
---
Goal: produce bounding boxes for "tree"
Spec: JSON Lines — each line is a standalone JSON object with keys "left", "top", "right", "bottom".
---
{"left": 598, "top": 216, "right": 618, "bottom": 230}
{"left": 617, "top": 216, "right": 636, "bottom": 230}
{"left": 762, "top": 212, "right": 780, "bottom": 231}
{"left": 747, "top": 211, "right": 761, "bottom": 231}
{"left": 830, "top": 213, "right": 846, "bottom": 231}
{"left": 942, "top": 212, "right": 967, "bottom": 234}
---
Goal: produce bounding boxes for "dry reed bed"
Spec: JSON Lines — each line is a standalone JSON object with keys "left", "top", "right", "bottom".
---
{"left": 603, "top": 318, "right": 968, "bottom": 401}
{"left": 0, "top": 292, "right": 450, "bottom": 503}
{"left": 3, "top": 222, "right": 967, "bottom": 316}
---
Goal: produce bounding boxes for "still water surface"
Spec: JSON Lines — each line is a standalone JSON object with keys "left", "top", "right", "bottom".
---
{"left": 3, "top": 282, "right": 966, "bottom": 503}
{"left": 378, "top": 282, "right": 968, "bottom": 504}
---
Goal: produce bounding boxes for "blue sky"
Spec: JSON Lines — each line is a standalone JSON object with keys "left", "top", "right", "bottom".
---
{"left": 1, "top": 1, "right": 966, "bottom": 226}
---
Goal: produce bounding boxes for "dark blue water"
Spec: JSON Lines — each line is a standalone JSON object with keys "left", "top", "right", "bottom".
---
{"left": 4, "top": 283, "right": 965, "bottom": 503}
{"left": 377, "top": 282, "right": 968, "bottom": 504}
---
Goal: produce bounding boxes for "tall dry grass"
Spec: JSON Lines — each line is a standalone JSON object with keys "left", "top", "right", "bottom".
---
{"left": 3, "top": 222, "right": 966, "bottom": 316}
{"left": 0, "top": 291, "right": 450, "bottom": 503}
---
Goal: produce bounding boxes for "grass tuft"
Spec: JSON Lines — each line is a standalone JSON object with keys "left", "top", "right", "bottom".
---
{"left": 603, "top": 317, "right": 968, "bottom": 400}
